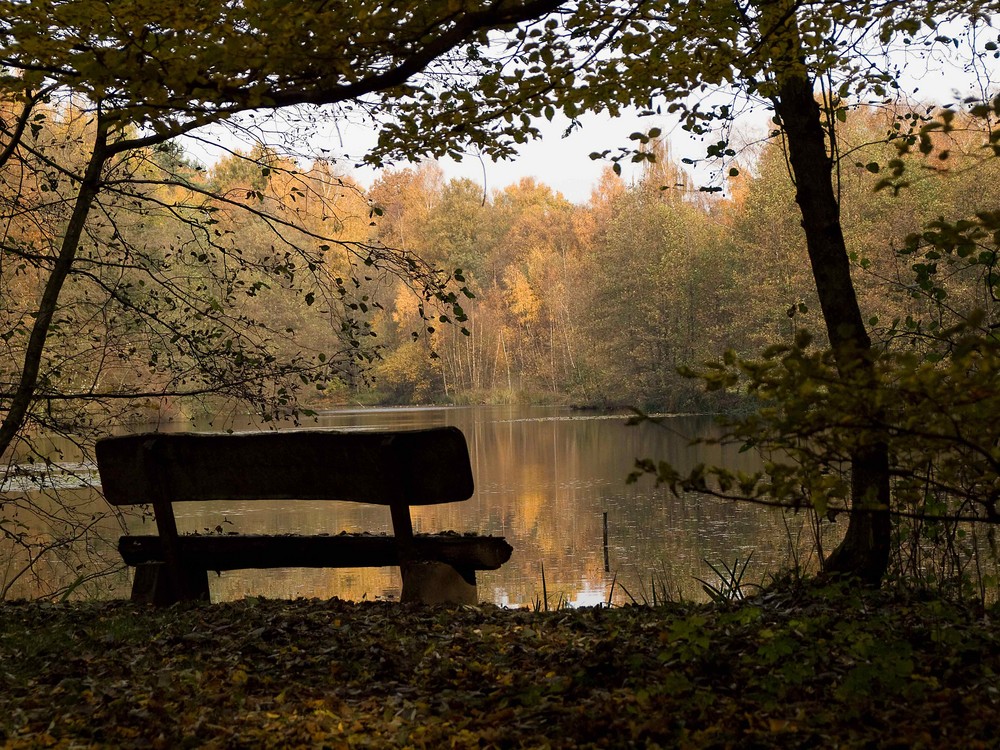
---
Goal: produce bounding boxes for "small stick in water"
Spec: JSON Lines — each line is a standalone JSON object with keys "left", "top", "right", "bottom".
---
{"left": 603, "top": 511, "right": 610, "bottom": 573}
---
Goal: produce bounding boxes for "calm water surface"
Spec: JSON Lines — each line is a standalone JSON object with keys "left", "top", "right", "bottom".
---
{"left": 165, "top": 405, "right": 828, "bottom": 605}
{"left": 3, "top": 405, "right": 834, "bottom": 604}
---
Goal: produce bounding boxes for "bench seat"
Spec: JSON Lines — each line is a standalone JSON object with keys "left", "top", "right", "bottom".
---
{"left": 119, "top": 532, "right": 513, "bottom": 573}
{"left": 96, "top": 427, "right": 512, "bottom": 606}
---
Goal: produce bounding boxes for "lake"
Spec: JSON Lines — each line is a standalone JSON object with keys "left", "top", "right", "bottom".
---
{"left": 2, "top": 405, "right": 837, "bottom": 604}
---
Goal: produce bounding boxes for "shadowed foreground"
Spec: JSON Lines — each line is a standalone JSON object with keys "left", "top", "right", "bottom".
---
{"left": 1, "top": 585, "right": 997, "bottom": 748}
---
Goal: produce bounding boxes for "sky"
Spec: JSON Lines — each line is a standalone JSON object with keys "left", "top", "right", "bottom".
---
{"left": 181, "top": 38, "right": 995, "bottom": 206}
{"left": 364, "top": 110, "right": 671, "bottom": 204}
{"left": 374, "top": 53, "right": 995, "bottom": 204}
{"left": 183, "top": 109, "right": 663, "bottom": 205}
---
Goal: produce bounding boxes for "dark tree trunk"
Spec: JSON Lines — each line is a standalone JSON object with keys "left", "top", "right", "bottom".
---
{"left": 772, "top": 73, "right": 891, "bottom": 586}
{"left": 0, "top": 115, "right": 109, "bottom": 460}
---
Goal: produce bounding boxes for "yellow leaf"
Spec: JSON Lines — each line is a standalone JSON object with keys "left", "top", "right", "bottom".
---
{"left": 768, "top": 718, "right": 799, "bottom": 733}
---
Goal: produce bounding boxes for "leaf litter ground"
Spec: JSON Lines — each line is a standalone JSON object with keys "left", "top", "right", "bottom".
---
{"left": 1, "top": 583, "right": 998, "bottom": 748}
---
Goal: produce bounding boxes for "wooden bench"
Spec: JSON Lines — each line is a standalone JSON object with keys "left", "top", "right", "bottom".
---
{"left": 96, "top": 427, "right": 512, "bottom": 606}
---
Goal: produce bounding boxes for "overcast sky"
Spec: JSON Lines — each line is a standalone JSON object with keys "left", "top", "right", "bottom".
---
{"left": 354, "top": 110, "right": 669, "bottom": 204}
{"left": 182, "top": 46, "right": 994, "bottom": 206}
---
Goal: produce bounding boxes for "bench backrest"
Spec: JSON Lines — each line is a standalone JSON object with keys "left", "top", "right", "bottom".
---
{"left": 96, "top": 427, "right": 474, "bottom": 507}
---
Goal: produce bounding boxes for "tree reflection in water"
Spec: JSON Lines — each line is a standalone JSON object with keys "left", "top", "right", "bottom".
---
{"left": 2, "top": 406, "right": 840, "bottom": 603}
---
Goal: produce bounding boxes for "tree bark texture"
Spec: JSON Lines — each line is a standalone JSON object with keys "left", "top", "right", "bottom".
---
{"left": 773, "top": 73, "right": 891, "bottom": 585}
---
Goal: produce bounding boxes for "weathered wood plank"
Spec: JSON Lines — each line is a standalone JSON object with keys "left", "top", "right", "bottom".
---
{"left": 119, "top": 533, "right": 513, "bottom": 572}
{"left": 97, "top": 427, "right": 474, "bottom": 506}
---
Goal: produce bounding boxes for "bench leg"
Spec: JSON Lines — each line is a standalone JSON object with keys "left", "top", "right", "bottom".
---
{"left": 131, "top": 563, "right": 211, "bottom": 606}
{"left": 400, "top": 561, "right": 478, "bottom": 605}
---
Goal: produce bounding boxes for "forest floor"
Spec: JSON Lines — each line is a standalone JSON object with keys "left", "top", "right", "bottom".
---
{"left": 1, "top": 581, "right": 998, "bottom": 749}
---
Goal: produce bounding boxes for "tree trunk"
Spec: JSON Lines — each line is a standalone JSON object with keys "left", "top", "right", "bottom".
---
{"left": 772, "top": 73, "right": 891, "bottom": 586}
{"left": 0, "top": 115, "right": 109, "bottom": 460}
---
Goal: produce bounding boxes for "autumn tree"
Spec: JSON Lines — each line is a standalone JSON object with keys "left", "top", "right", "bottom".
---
{"left": 366, "top": 172, "right": 588, "bottom": 403}
{"left": 1, "top": 0, "right": 566, "bottom": 454}
{"left": 1, "top": 0, "right": 565, "bottom": 595}
{"left": 399, "top": 0, "right": 996, "bottom": 583}
{"left": 373, "top": 0, "right": 990, "bottom": 584}
{"left": 413, "top": 177, "right": 497, "bottom": 397}
{"left": 577, "top": 149, "right": 729, "bottom": 408}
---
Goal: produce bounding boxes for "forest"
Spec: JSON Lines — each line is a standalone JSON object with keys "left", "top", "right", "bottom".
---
{"left": 357, "top": 110, "right": 1000, "bottom": 410}
{"left": 6, "top": 104, "right": 994, "bottom": 418}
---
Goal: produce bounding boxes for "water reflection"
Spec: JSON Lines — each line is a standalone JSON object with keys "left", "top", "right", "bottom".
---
{"left": 2, "top": 406, "right": 838, "bottom": 604}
